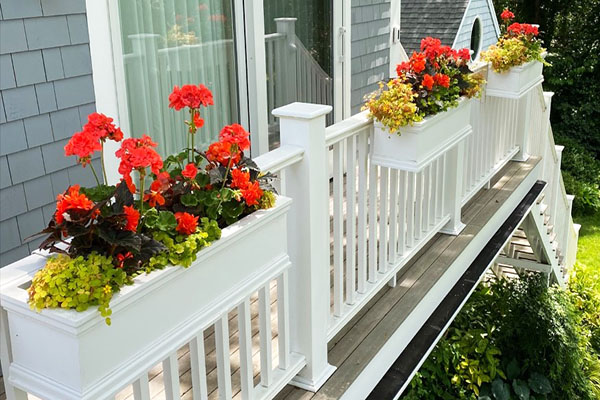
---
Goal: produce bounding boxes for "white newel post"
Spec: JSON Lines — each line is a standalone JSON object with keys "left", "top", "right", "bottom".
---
{"left": 275, "top": 18, "right": 298, "bottom": 105}
{"left": 440, "top": 141, "right": 467, "bottom": 235}
{"left": 272, "top": 103, "right": 336, "bottom": 391}
{"left": 563, "top": 194, "right": 575, "bottom": 261}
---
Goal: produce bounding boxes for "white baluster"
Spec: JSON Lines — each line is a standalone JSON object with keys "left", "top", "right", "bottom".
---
{"left": 189, "top": 333, "right": 209, "bottom": 400}
{"left": 368, "top": 164, "right": 379, "bottom": 282}
{"left": 163, "top": 353, "right": 180, "bottom": 400}
{"left": 398, "top": 170, "right": 407, "bottom": 256}
{"left": 357, "top": 131, "right": 368, "bottom": 293}
{"left": 238, "top": 300, "right": 254, "bottom": 400}
{"left": 215, "top": 315, "right": 232, "bottom": 400}
{"left": 258, "top": 284, "right": 273, "bottom": 387}
{"left": 277, "top": 270, "right": 291, "bottom": 369}
{"left": 378, "top": 167, "right": 389, "bottom": 273}
{"left": 333, "top": 141, "right": 344, "bottom": 316}
{"left": 388, "top": 169, "right": 399, "bottom": 265}
{"left": 346, "top": 136, "right": 357, "bottom": 304}
{"left": 132, "top": 373, "right": 151, "bottom": 400}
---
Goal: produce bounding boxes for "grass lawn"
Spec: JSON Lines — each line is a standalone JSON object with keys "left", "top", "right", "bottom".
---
{"left": 573, "top": 212, "right": 600, "bottom": 291}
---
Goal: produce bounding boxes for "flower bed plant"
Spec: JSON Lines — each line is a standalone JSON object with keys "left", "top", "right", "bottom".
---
{"left": 364, "top": 37, "right": 484, "bottom": 134}
{"left": 482, "top": 9, "right": 547, "bottom": 73}
{"left": 27, "top": 84, "right": 275, "bottom": 324}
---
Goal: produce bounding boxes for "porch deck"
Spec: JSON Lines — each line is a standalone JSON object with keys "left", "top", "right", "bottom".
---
{"left": 0, "top": 157, "right": 539, "bottom": 400}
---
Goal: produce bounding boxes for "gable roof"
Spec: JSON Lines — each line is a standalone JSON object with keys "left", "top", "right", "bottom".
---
{"left": 401, "top": 0, "right": 470, "bottom": 54}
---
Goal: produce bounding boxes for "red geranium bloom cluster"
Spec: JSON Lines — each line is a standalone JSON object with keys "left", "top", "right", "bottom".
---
{"left": 230, "top": 168, "right": 263, "bottom": 206}
{"left": 182, "top": 163, "right": 198, "bottom": 179}
{"left": 219, "top": 124, "right": 251, "bottom": 151}
{"left": 422, "top": 74, "right": 435, "bottom": 90}
{"left": 396, "top": 38, "right": 470, "bottom": 80}
{"left": 500, "top": 9, "right": 515, "bottom": 21}
{"left": 420, "top": 37, "right": 471, "bottom": 63}
{"left": 123, "top": 205, "right": 140, "bottom": 232}
{"left": 206, "top": 141, "right": 241, "bottom": 166}
{"left": 175, "top": 212, "right": 198, "bottom": 235}
{"left": 507, "top": 23, "right": 539, "bottom": 36}
{"left": 64, "top": 113, "right": 123, "bottom": 166}
{"left": 116, "top": 252, "right": 133, "bottom": 269}
{"left": 54, "top": 185, "right": 97, "bottom": 224}
{"left": 433, "top": 73, "right": 450, "bottom": 88}
{"left": 206, "top": 124, "right": 251, "bottom": 168}
{"left": 116, "top": 135, "right": 163, "bottom": 178}
{"left": 168, "top": 84, "right": 214, "bottom": 111}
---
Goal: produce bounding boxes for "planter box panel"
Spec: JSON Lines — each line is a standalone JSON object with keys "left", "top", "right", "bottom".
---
{"left": 2, "top": 196, "right": 292, "bottom": 399}
{"left": 486, "top": 60, "right": 544, "bottom": 99}
{"left": 371, "top": 99, "right": 473, "bottom": 172}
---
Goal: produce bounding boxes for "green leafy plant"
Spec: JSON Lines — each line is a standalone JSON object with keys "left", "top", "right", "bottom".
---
{"left": 482, "top": 10, "right": 547, "bottom": 73}
{"left": 28, "top": 253, "right": 130, "bottom": 325}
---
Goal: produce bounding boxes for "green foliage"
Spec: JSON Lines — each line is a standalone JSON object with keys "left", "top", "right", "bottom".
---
{"left": 403, "top": 275, "right": 598, "bottom": 399}
{"left": 364, "top": 80, "right": 422, "bottom": 134}
{"left": 28, "top": 253, "right": 130, "bottom": 325}
{"left": 147, "top": 217, "right": 221, "bottom": 269}
{"left": 482, "top": 37, "right": 545, "bottom": 73}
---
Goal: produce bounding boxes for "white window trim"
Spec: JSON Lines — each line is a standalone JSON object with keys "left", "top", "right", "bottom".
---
{"left": 470, "top": 16, "right": 483, "bottom": 61}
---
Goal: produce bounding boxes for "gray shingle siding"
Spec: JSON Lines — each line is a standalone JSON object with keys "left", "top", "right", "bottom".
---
{"left": 401, "top": 0, "right": 469, "bottom": 54}
{"left": 0, "top": 0, "right": 97, "bottom": 267}
{"left": 454, "top": 0, "right": 499, "bottom": 56}
{"left": 351, "top": 0, "right": 390, "bottom": 115}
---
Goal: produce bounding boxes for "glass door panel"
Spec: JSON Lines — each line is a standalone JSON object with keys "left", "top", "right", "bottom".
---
{"left": 263, "top": 0, "right": 334, "bottom": 148}
{"left": 117, "top": 0, "right": 241, "bottom": 157}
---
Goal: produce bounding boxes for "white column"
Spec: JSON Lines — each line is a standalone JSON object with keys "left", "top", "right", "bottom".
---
{"left": 1, "top": 308, "right": 28, "bottom": 400}
{"left": 440, "top": 141, "right": 467, "bottom": 235}
{"left": 272, "top": 103, "right": 336, "bottom": 391}
{"left": 513, "top": 91, "right": 532, "bottom": 162}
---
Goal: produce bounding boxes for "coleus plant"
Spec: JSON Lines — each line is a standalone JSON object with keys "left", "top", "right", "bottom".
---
{"left": 482, "top": 9, "right": 547, "bottom": 73}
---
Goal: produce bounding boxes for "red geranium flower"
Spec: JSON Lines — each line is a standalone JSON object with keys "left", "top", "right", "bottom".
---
{"left": 507, "top": 23, "right": 539, "bottom": 36}
{"left": 500, "top": 9, "right": 515, "bottom": 21}
{"left": 219, "top": 123, "right": 251, "bottom": 151}
{"left": 54, "top": 185, "right": 97, "bottom": 224}
{"left": 409, "top": 52, "right": 427, "bottom": 73}
{"left": 182, "top": 163, "right": 198, "bottom": 180}
{"left": 433, "top": 73, "right": 450, "bottom": 88}
{"left": 241, "top": 181, "right": 263, "bottom": 207}
{"left": 457, "top": 48, "right": 471, "bottom": 61}
{"left": 116, "top": 252, "right": 133, "bottom": 269}
{"left": 86, "top": 112, "right": 124, "bottom": 142}
{"left": 175, "top": 212, "right": 198, "bottom": 235}
{"left": 168, "top": 84, "right": 214, "bottom": 110}
{"left": 143, "top": 179, "right": 166, "bottom": 207}
{"left": 123, "top": 205, "right": 140, "bottom": 232}
{"left": 422, "top": 74, "right": 435, "bottom": 90}
{"left": 64, "top": 129, "right": 102, "bottom": 166}
{"left": 116, "top": 135, "right": 163, "bottom": 177}
{"left": 231, "top": 168, "right": 250, "bottom": 189}
{"left": 206, "top": 141, "right": 241, "bottom": 166}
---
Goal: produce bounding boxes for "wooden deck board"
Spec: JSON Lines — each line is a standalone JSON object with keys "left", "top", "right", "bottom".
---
{"left": 0, "top": 159, "right": 539, "bottom": 400}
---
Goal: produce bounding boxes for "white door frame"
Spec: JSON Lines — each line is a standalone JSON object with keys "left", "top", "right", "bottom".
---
{"left": 86, "top": 0, "right": 265, "bottom": 183}
{"left": 333, "top": 0, "right": 351, "bottom": 122}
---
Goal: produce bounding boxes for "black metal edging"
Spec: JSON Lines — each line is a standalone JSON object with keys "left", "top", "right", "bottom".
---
{"left": 368, "top": 180, "right": 547, "bottom": 400}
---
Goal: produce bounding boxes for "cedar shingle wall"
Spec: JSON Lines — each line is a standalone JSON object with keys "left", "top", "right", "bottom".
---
{"left": 0, "top": 0, "right": 99, "bottom": 267}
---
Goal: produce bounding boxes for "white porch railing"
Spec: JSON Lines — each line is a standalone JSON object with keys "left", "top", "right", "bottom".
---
{"left": 1, "top": 65, "right": 579, "bottom": 400}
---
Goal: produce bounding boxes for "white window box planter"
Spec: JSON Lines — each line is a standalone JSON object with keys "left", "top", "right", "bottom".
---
{"left": 370, "top": 98, "right": 473, "bottom": 172}
{"left": 485, "top": 58, "right": 544, "bottom": 99}
{"left": 0, "top": 196, "right": 292, "bottom": 400}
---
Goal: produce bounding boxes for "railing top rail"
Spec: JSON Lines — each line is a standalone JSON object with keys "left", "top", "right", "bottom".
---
{"left": 254, "top": 144, "right": 304, "bottom": 174}
{"left": 294, "top": 35, "right": 331, "bottom": 81}
{"left": 325, "top": 110, "right": 371, "bottom": 147}
{"left": 265, "top": 32, "right": 286, "bottom": 42}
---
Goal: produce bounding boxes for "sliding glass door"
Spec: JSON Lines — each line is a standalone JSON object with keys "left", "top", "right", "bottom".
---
{"left": 116, "top": 0, "right": 242, "bottom": 156}
{"left": 263, "top": 0, "right": 337, "bottom": 148}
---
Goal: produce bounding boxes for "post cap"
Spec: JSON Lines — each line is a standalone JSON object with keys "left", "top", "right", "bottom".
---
{"left": 272, "top": 102, "right": 332, "bottom": 120}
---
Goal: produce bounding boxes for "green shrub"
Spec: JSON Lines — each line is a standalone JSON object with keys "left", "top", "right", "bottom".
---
{"left": 403, "top": 275, "right": 598, "bottom": 399}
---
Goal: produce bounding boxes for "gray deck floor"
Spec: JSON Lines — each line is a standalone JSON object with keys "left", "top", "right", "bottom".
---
{"left": 0, "top": 158, "right": 539, "bottom": 400}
